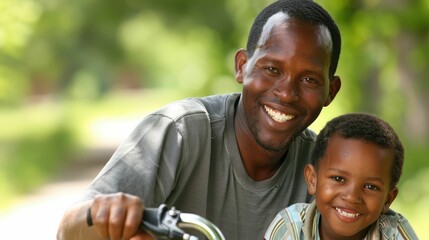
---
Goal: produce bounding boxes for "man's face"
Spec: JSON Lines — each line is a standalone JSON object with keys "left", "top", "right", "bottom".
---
{"left": 306, "top": 135, "right": 397, "bottom": 239}
{"left": 235, "top": 15, "right": 340, "bottom": 152}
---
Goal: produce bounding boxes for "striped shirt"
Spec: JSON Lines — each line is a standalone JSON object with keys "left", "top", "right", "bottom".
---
{"left": 264, "top": 201, "right": 419, "bottom": 240}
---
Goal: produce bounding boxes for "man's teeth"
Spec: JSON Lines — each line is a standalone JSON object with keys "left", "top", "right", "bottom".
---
{"left": 264, "top": 106, "right": 295, "bottom": 123}
{"left": 335, "top": 208, "right": 360, "bottom": 218}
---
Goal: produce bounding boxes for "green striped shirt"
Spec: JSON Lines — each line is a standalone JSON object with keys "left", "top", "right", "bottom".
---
{"left": 264, "top": 201, "right": 419, "bottom": 240}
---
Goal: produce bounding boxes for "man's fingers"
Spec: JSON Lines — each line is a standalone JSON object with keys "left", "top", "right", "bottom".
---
{"left": 122, "top": 207, "right": 144, "bottom": 239}
{"left": 94, "top": 204, "right": 111, "bottom": 239}
{"left": 130, "top": 231, "right": 156, "bottom": 240}
{"left": 89, "top": 193, "right": 144, "bottom": 239}
{"left": 108, "top": 205, "right": 126, "bottom": 240}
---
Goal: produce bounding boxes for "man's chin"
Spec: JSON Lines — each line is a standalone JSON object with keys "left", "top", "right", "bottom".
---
{"left": 255, "top": 138, "right": 289, "bottom": 152}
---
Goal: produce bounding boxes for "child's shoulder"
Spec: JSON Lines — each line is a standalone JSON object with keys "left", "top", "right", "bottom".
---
{"left": 379, "top": 209, "right": 410, "bottom": 227}
{"left": 378, "top": 209, "right": 419, "bottom": 239}
{"left": 280, "top": 202, "right": 315, "bottom": 223}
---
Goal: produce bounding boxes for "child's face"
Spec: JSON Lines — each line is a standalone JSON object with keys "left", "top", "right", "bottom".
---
{"left": 305, "top": 135, "right": 398, "bottom": 240}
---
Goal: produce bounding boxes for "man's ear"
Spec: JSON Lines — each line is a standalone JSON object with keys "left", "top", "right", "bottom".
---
{"left": 383, "top": 187, "right": 399, "bottom": 214}
{"left": 304, "top": 164, "right": 317, "bottom": 195}
{"left": 234, "top": 48, "right": 248, "bottom": 84}
{"left": 324, "top": 76, "right": 341, "bottom": 106}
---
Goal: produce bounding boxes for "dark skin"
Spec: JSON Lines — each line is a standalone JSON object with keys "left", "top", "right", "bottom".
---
{"left": 305, "top": 136, "right": 398, "bottom": 239}
{"left": 56, "top": 17, "right": 341, "bottom": 240}
{"left": 57, "top": 193, "right": 153, "bottom": 240}
{"left": 234, "top": 17, "right": 341, "bottom": 181}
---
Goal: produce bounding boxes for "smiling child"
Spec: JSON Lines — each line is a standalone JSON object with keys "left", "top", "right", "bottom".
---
{"left": 264, "top": 112, "right": 418, "bottom": 239}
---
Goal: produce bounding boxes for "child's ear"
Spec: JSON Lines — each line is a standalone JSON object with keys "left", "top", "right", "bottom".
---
{"left": 383, "top": 187, "right": 399, "bottom": 213}
{"left": 304, "top": 164, "right": 317, "bottom": 195}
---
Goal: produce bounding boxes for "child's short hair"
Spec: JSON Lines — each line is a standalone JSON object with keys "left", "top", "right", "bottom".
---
{"left": 311, "top": 112, "right": 404, "bottom": 189}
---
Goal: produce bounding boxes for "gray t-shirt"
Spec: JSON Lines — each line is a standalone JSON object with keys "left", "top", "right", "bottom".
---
{"left": 84, "top": 93, "right": 316, "bottom": 239}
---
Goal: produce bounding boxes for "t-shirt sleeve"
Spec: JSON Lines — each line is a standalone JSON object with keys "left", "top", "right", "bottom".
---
{"left": 81, "top": 98, "right": 212, "bottom": 209}
{"left": 82, "top": 112, "right": 184, "bottom": 207}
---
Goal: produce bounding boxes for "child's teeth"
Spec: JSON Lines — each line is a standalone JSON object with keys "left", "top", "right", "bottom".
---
{"left": 336, "top": 208, "right": 359, "bottom": 218}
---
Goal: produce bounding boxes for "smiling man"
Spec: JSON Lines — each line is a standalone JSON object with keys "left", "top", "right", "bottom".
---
{"left": 234, "top": 8, "right": 340, "bottom": 180}
{"left": 57, "top": 1, "right": 342, "bottom": 240}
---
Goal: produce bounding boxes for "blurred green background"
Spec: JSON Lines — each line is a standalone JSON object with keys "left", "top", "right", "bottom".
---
{"left": 0, "top": 0, "right": 427, "bottom": 238}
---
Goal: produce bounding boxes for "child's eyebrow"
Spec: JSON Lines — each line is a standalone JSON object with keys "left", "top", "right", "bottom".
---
{"left": 364, "top": 176, "right": 386, "bottom": 184}
{"left": 326, "top": 168, "right": 386, "bottom": 184}
{"left": 325, "top": 167, "right": 348, "bottom": 174}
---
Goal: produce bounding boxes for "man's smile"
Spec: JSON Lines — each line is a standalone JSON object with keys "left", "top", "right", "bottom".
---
{"left": 264, "top": 105, "right": 296, "bottom": 123}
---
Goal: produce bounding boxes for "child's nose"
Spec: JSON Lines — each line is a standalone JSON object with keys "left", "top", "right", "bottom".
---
{"left": 341, "top": 183, "right": 363, "bottom": 204}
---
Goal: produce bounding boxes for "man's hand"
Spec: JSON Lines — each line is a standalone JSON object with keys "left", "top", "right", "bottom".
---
{"left": 89, "top": 192, "right": 153, "bottom": 240}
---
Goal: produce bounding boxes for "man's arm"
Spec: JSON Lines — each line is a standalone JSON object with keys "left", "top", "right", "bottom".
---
{"left": 57, "top": 200, "right": 99, "bottom": 240}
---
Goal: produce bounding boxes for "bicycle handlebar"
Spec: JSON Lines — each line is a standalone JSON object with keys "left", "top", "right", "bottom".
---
{"left": 87, "top": 204, "right": 226, "bottom": 240}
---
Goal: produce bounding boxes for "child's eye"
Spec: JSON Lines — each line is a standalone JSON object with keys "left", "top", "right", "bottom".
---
{"left": 331, "top": 176, "right": 344, "bottom": 182}
{"left": 364, "top": 184, "right": 379, "bottom": 191}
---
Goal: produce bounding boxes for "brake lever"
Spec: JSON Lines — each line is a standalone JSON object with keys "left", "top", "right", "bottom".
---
{"left": 142, "top": 204, "right": 226, "bottom": 240}
{"left": 141, "top": 204, "right": 198, "bottom": 240}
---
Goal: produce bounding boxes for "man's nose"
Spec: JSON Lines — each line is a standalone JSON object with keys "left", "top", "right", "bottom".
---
{"left": 272, "top": 77, "right": 299, "bottom": 103}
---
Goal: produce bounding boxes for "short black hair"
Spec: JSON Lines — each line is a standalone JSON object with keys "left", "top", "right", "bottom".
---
{"left": 246, "top": 0, "right": 341, "bottom": 78}
{"left": 312, "top": 113, "right": 404, "bottom": 189}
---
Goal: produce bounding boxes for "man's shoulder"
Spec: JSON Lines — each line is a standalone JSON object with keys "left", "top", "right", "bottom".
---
{"left": 297, "top": 128, "right": 317, "bottom": 143}
{"left": 196, "top": 93, "right": 239, "bottom": 117}
{"left": 287, "top": 129, "right": 317, "bottom": 164}
{"left": 152, "top": 93, "right": 239, "bottom": 122}
{"left": 288, "top": 129, "right": 317, "bottom": 151}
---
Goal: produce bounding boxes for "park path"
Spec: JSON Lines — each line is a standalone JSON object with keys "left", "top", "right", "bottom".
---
{"left": 0, "top": 116, "right": 140, "bottom": 239}
{"left": 0, "top": 148, "right": 113, "bottom": 240}
{"left": 0, "top": 149, "right": 113, "bottom": 240}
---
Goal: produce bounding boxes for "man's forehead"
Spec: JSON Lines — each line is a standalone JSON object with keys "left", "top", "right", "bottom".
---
{"left": 258, "top": 12, "right": 332, "bottom": 54}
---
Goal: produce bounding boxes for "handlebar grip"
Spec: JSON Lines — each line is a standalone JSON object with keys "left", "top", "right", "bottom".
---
{"left": 141, "top": 206, "right": 160, "bottom": 225}
{"left": 140, "top": 205, "right": 170, "bottom": 237}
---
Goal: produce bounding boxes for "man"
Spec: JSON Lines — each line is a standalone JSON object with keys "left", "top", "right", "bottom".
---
{"left": 57, "top": 1, "right": 342, "bottom": 239}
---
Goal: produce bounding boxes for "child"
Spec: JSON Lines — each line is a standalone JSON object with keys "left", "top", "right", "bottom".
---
{"left": 264, "top": 113, "right": 418, "bottom": 239}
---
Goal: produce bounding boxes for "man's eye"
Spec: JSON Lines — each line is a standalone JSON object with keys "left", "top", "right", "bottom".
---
{"left": 302, "top": 77, "right": 318, "bottom": 84}
{"left": 264, "top": 66, "right": 279, "bottom": 74}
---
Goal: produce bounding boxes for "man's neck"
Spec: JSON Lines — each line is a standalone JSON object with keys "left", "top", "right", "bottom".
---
{"left": 234, "top": 106, "right": 287, "bottom": 181}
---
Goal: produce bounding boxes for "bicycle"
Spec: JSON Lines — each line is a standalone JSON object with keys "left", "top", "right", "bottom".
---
{"left": 87, "top": 204, "right": 226, "bottom": 240}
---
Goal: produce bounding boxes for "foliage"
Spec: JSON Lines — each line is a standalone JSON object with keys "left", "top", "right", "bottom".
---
{"left": 0, "top": 0, "right": 428, "bottom": 237}
{"left": 318, "top": 0, "right": 429, "bottom": 143}
{"left": 0, "top": 118, "right": 77, "bottom": 208}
